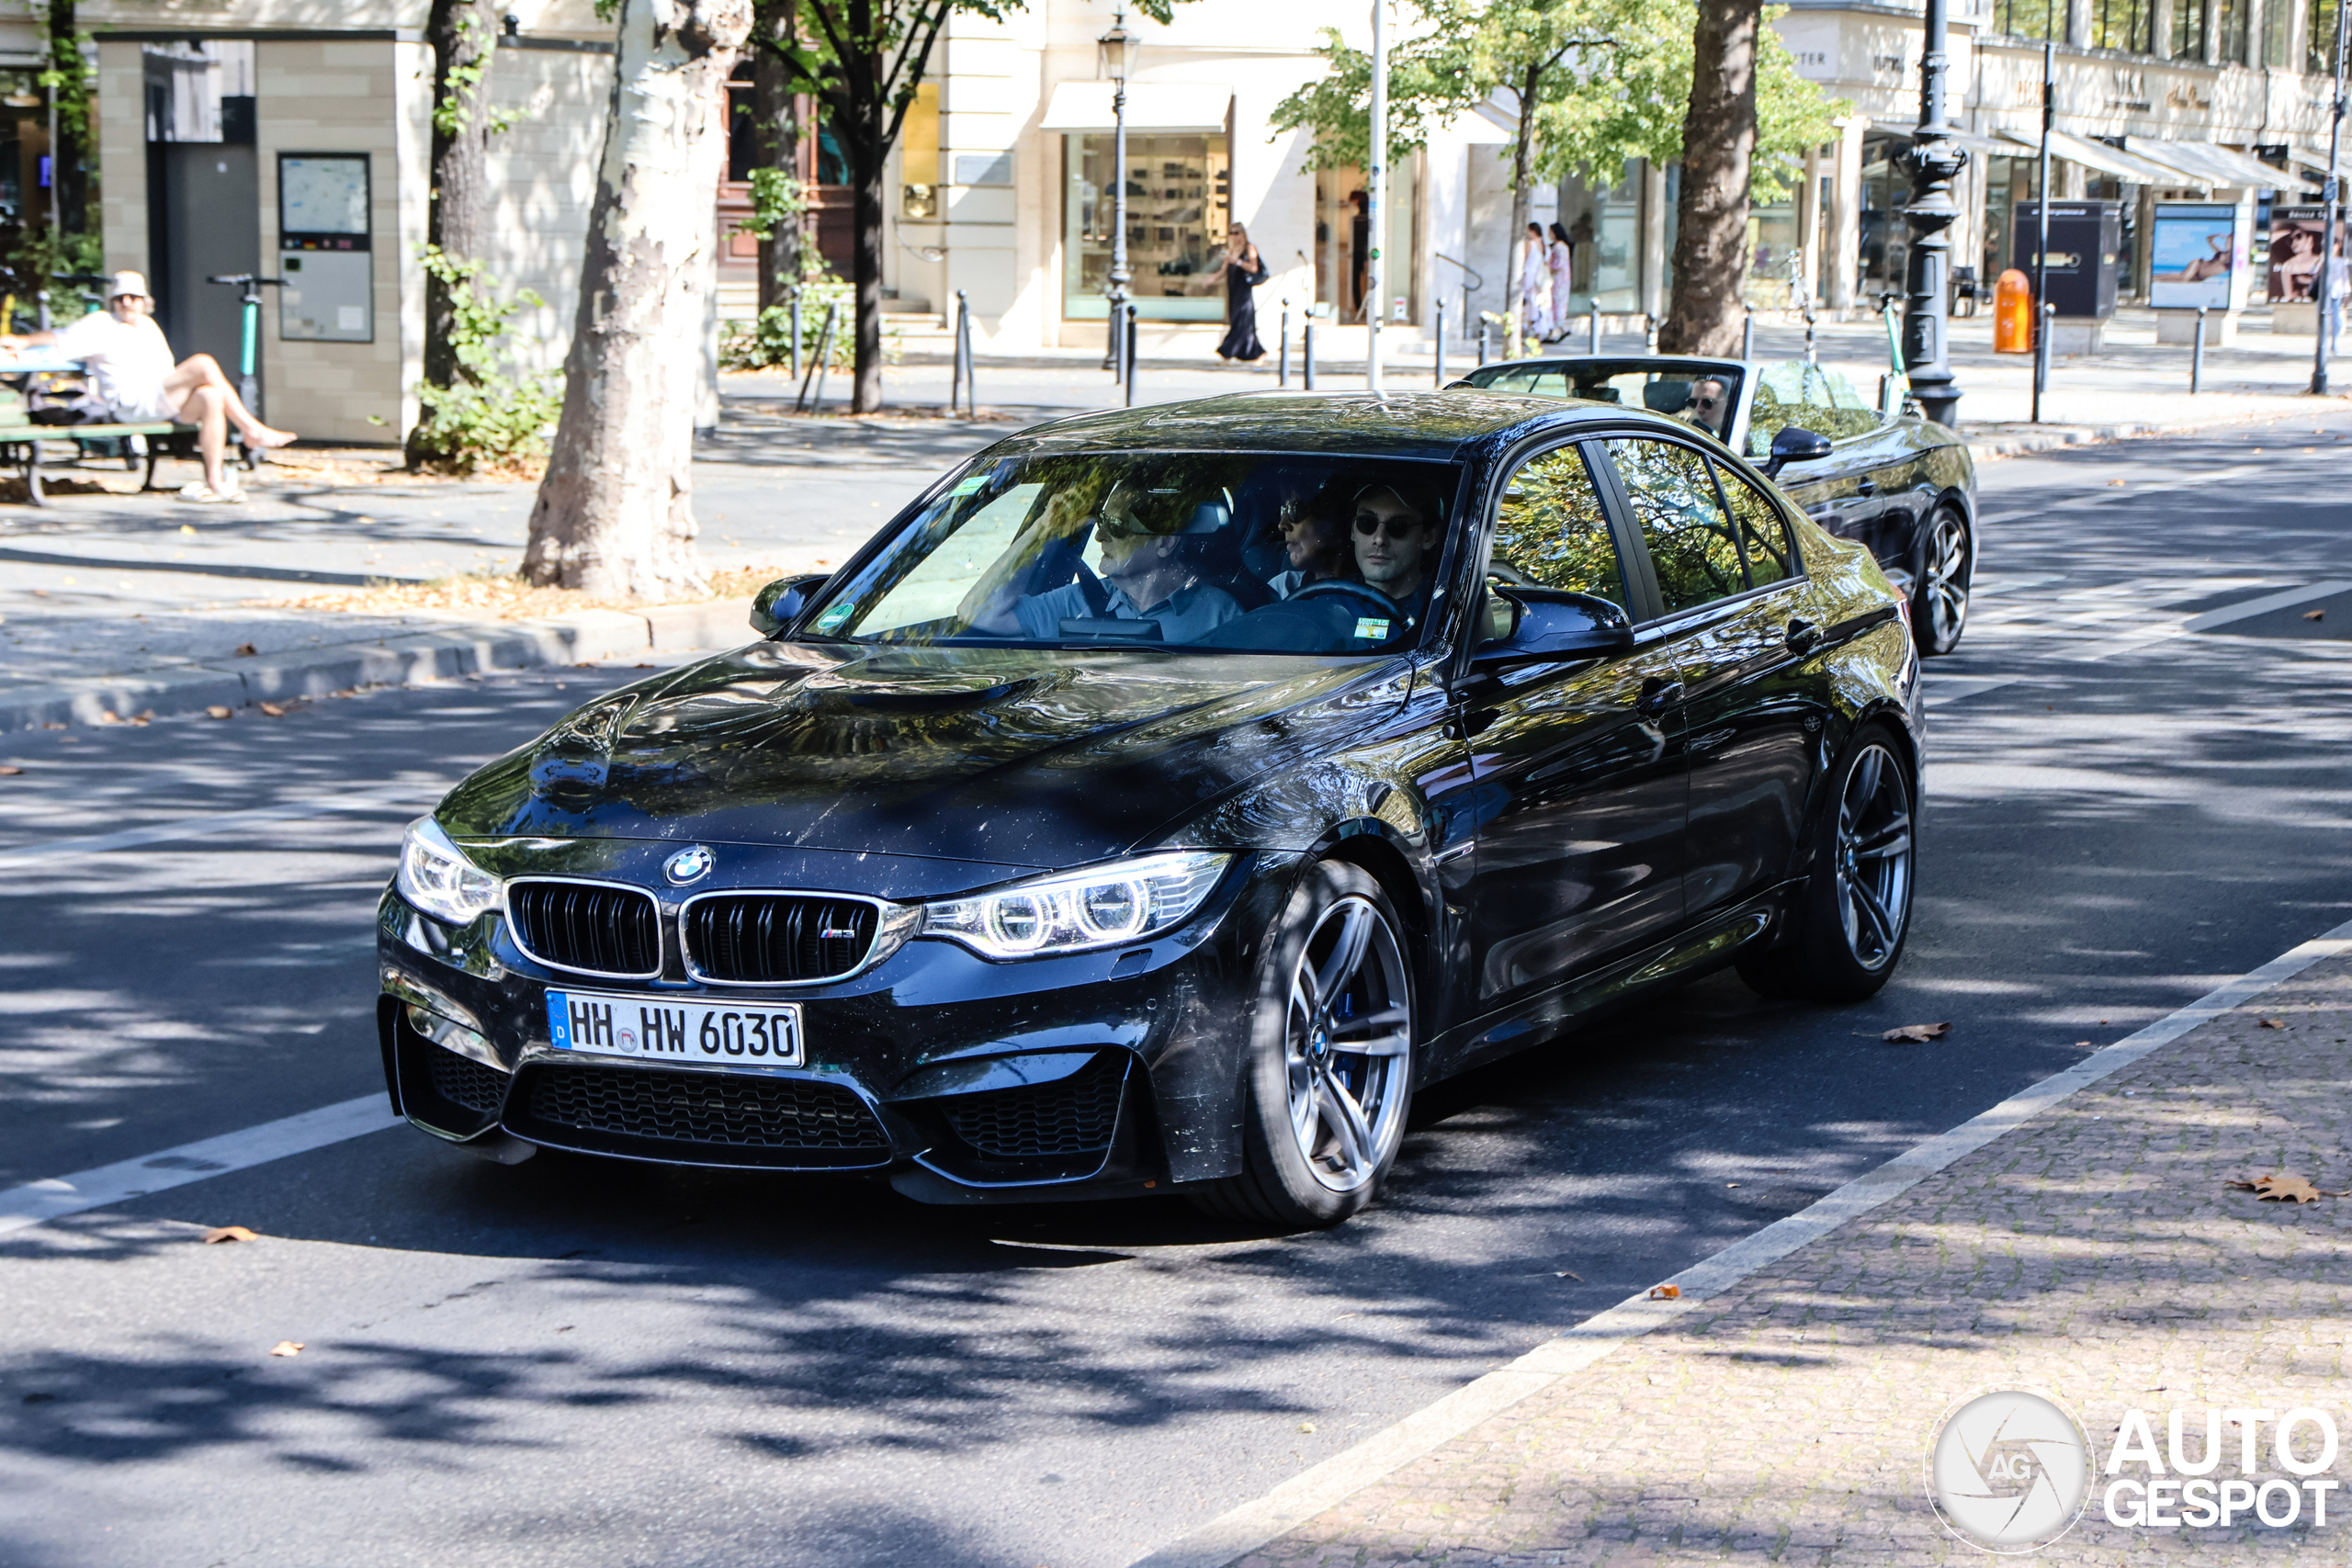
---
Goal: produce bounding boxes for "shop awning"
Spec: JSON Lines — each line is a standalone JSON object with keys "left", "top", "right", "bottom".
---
{"left": 2120, "top": 136, "right": 2293, "bottom": 188}
{"left": 1039, "top": 82, "right": 1232, "bottom": 134}
{"left": 1995, "top": 128, "right": 2199, "bottom": 187}
{"left": 2282, "top": 145, "right": 2341, "bottom": 186}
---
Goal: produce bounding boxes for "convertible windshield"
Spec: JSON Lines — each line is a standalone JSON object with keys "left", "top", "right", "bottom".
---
{"left": 1467, "top": 358, "right": 1744, "bottom": 442}
{"left": 802, "top": 452, "right": 1464, "bottom": 656}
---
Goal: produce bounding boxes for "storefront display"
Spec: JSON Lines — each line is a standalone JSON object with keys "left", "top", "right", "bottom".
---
{"left": 1063, "top": 132, "right": 1231, "bottom": 321}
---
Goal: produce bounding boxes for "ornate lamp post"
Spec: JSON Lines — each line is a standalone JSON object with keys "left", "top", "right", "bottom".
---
{"left": 2312, "top": 0, "right": 2347, "bottom": 394}
{"left": 1099, "top": 12, "right": 1135, "bottom": 373}
{"left": 1898, "top": 0, "right": 1965, "bottom": 426}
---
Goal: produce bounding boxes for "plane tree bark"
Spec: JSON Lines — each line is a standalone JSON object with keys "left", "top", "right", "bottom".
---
{"left": 1657, "top": 0, "right": 1758, "bottom": 355}
{"left": 408, "top": 0, "right": 498, "bottom": 468}
{"left": 523, "top": 0, "right": 752, "bottom": 598}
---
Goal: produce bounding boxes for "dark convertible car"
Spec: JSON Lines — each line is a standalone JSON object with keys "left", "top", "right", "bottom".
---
{"left": 378, "top": 391, "right": 1922, "bottom": 1226}
{"left": 1453, "top": 355, "right": 1977, "bottom": 654}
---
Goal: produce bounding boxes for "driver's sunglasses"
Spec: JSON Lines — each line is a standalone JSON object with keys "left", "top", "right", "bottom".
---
{"left": 1354, "top": 514, "right": 1419, "bottom": 538}
{"left": 1692, "top": 393, "right": 1723, "bottom": 410}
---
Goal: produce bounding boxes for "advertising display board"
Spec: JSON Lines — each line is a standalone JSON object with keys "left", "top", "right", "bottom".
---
{"left": 2148, "top": 202, "right": 2244, "bottom": 310}
{"left": 2011, "top": 201, "right": 2120, "bottom": 319}
{"left": 2267, "top": 206, "right": 2347, "bottom": 302}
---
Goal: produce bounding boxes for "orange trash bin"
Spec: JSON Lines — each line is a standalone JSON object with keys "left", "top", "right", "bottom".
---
{"left": 1994, "top": 268, "right": 2034, "bottom": 354}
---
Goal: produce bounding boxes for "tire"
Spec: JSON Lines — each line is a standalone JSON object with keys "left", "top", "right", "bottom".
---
{"left": 1191, "top": 861, "right": 1417, "bottom": 1228}
{"left": 1910, "top": 506, "right": 1972, "bottom": 656}
{"left": 1737, "top": 726, "right": 1917, "bottom": 1002}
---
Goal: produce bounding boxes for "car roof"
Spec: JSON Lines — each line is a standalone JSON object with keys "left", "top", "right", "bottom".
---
{"left": 992, "top": 389, "right": 1648, "bottom": 462}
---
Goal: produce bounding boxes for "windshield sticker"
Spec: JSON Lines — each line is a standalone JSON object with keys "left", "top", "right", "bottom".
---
{"left": 1353, "top": 617, "right": 1392, "bottom": 640}
{"left": 814, "top": 603, "right": 854, "bottom": 632}
{"left": 946, "top": 474, "right": 989, "bottom": 498}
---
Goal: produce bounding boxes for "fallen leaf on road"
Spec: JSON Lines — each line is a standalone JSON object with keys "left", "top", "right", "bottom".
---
{"left": 2107, "top": 479, "right": 2128, "bottom": 486}
{"left": 97, "top": 711, "right": 119, "bottom": 725}
{"left": 232, "top": 643, "right": 257, "bottom": 657}
{"left": 1297, "top": 1422, "right": 1317, "bottom": 1434}
{"left": 205, "top": 705, "right": 232, "bottom": 720}
{"left": 1555, "top": 1269, "right": 1584, "bottom": 1280}
{"left": 2307, "top": 610, "right": 2327, "bottom": 621}
{"left": 202, "top": 1225, "right": 257, "bottom": 1244}
{"left": 2259, "top": 1017, "right": 2287, "bottom": 1029}
{"left": 268, "top": 1340, "right": 304, "bottom": 1357}
{"left": 1883, "top": 1022, "right": 1953, "bottom": 1043}
{"left": 1647, "top": 1284, "right": 1681, "bottom": 1301}
{"left": 0, "top": 766, "right": 20, "bottom": 776}
{"left": 258, "top": 703, "right": 287, "bottom": 717}
{"left": 2226, "top": 1174, "right": 2347, "bottom": 1203}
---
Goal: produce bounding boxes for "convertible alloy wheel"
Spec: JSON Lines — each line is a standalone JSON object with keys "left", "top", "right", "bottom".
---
{"left": 1833, "top": 741, "right": 1914, "bottom": 972}
{"left": 1283, "top": 896, "right": 1413, "bottom": 1193}
{"left": 1914, "top": 509, "right": 1972, "bottom": 655}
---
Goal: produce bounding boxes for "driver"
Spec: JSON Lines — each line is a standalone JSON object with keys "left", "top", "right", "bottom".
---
{"left": 1013, "top": 480, "right": 1242, "bottom": 642}
{"left": 1350, "top": 480, "right": 1442, "bottom": 632}
{"left": 1681, "top": 375, "right": 1731, "bottom": 438}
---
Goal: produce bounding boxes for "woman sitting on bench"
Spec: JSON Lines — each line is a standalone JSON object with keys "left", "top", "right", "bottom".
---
{"left": 3, "top": 270, "right": 298, "bottom": 503}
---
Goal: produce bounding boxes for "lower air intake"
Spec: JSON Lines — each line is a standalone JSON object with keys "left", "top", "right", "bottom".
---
{"left": 510, "top": 1062, "right": 891, "bottom": 1168}
{"left": 942, "top": 1054, "right": 1126, "bottom": 1159}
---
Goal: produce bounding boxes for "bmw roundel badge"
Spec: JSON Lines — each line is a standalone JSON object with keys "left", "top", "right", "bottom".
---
{"left": 663, "top": 844, "right": 716, "bottom": 886}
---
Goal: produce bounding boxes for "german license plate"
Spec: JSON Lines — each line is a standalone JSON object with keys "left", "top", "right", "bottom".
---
{"left": 546, "top": 989, "right": 805, "bottom": 1066}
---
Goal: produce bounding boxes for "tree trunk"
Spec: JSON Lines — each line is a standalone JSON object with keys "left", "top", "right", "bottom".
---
{"left": 47, "top": 0, "right": 87, "bottom": 236}
{"left": 523, "top": 0, "right": 752, "bottom": 598}
{"left": 1504, "top": 62, "right": 1536, "bottom": 356}
{"left": 1658, "top": 0, "right": 1758, "bottom": 355}
{"left": 407, "top": 0, "right": 496, "bottom": 468}
{"left": 751, "top": 0, "right": 800, "bottom": 311}
{"left": 849, "top": 94, "right": 885, "bottom": 412}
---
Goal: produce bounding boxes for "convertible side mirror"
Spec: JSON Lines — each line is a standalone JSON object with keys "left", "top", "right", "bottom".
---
{"left": 750, "top": 573, "right": 833, "bottom": 637}
{"left": 1761, "top": 425, "right": 1834, "bottom": 478}
{"left": 1469, "top": 588, "right": 1634, "bottom": 674}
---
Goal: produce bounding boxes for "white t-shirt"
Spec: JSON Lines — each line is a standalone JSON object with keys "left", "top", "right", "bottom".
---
{"left": 54, "top": 310, "right": 177, "bottom": 420}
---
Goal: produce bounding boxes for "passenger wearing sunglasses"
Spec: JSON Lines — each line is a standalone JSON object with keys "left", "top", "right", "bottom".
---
{"left": 1350, "top": 482, "right": 1442, "bottom": 629}
{"left": 1268, "top": 487, "right": 1353, "bottom": 600}
{"left": 1680, "top": 375, "right": 1731, "bottom": 439}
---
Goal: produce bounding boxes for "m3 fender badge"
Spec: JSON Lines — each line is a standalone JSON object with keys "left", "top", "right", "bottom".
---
{"left": 664, "top": 845, "right": 716, "bottom": 886}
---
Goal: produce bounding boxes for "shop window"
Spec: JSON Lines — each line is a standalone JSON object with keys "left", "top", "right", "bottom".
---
{"left": 2312, "top": 0, "right": 2343, "bottom": 72}
{"left": 2217, "top": 0, "right": 2248, "bottom": 61}
{"left": 1063, "top": 132, "right": 1229, "bottom": 321}
{"left": 2094, "top": 0, "right": 2156, "bottom": 53}
{"left": 1996, "top": 0, "right": 2057, "bottom": 39}
{"left": 1746, "top": 201, "right": 1799, "bottom": 306}
{"left": 2263, "top": 0, "right": 2296, "bottom": 62}
{"left": 1859, "top": 136, "right": 1910, "bottom": 294}
{"left": 900, "top": 83, "right": 938, "bottom": 220}
{"left": 1308, "top": 156, "right": 1419, "bottom": 324}
{"left": 2170, "top": 0, "right": 2211, "bottom": 59}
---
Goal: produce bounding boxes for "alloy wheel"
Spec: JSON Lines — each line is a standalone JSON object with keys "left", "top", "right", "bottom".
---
{"left": 1283, "top": 897, "right": 1412, "bottom": 1192}
{"left": 1920, "top": 512, "right": 1972, "bottom": 649}
{"left": 1834, "top": 743, "right": 1913, "bottom": 972}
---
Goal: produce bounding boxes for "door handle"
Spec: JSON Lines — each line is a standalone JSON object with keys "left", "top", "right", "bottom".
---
{"left": 1855, "top": 479, "right": 1879, "bottom": 497}
{"left": 1634, "top": 678, "right": 1683, "bottom": 716}
{"left": 1785, "top": 618, "right": 1822, "bottom": 654}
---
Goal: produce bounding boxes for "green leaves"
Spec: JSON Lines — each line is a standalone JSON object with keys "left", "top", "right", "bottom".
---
{"left": 411, "top": 245, "right": 561, "bottom": 472}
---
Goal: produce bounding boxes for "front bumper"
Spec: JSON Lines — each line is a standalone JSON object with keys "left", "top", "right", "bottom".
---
{"left": 375, "top": 852, "right": 1292, "bottom": 1201}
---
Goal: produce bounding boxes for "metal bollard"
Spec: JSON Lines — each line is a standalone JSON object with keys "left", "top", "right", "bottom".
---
{"left": 1644, "top": 312, "right": 1659, "bottom": 354}
{"left": 1476, "top": 320, "right": 1490, "bottom": 366}
{"left": 1303, "top": 321, "right": 1318, "bottom": 389}
{"left": 1588, "top": 310, "right": 1600, "bottom": 355}
{"left": 1742, "top": 309, "right": 1755, "bottom": 361}
{"left": 954, "top": 289, "right": 977, "bottom": 417}
{"left": 1278, "top": 299, "right": 1291, "bottom": 388}
{"left": 1123, "top": 304, "right": 1138, "bottom": 408}
{"left": 1433, "top": 299, "right": 1447, "bottom": 388}
{"left": 797, "top": 300, "right": 840, "bottom": 413}
{"left": 2031, "top": 301, "right": 2052, "bottom": 423}
{"left": 789, "top": 290, "right": 802, "bottom": 383}
{"left": 2191, "top": 305, "right": 2207, "bottom": 394}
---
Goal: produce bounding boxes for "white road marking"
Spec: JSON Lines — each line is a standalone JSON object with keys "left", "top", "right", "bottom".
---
{"left": 0, "top": 1095, "right": 401, "bottom": 1238}
{"left": 0, "top": 784, "right": 446, "bottom": 870}
{"left": 2069, "top": 580, "right": 2352, "bottom": 662}
{"left": 1976, "top": 461, "right": 2269, "bottom": 525}
{"left": 1922, "top": 674, "right": 2022, "bottom": 706}
{"left": 1124, "top": 914, "right": 2352, "bottom": 1568}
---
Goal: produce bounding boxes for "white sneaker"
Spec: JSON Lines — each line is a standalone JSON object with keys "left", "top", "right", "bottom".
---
{"left": 177, "top": 480, "right": 245, "bottom": 503}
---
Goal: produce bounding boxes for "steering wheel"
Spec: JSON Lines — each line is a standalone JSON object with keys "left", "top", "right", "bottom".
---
{"left": 1291, "top": 579, "right": 1405, "bottom": 617}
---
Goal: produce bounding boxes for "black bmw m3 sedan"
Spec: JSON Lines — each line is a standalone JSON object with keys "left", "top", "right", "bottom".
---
{"left": 378, "top": 390, "right": 1922, "bottom": 1227}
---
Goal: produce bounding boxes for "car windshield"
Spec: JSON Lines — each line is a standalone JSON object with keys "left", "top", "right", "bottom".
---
{"left": 1468, "top": 359, "right": 1743, "bottom": 441}
{"left": 799, "top": 451, "right": 1465, "bottom": 656}
{"left": 1747, "top": 360, "right": 1883, "bottom": 454}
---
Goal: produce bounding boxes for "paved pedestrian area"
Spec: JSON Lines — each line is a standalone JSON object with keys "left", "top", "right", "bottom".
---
{"left": 1234, "top": 952, "right": 2352, "bottom": 1564}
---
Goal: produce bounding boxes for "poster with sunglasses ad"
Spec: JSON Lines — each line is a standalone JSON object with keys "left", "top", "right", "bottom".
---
{"left": 2267, "top": 209, "right": 2346, "bottom": 303}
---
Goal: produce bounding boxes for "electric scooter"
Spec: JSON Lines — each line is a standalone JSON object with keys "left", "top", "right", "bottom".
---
{"left": 206, "top": 272, "right": 286, "bottom": 470}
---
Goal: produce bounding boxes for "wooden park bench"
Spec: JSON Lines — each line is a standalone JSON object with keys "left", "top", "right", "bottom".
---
{"left": 0, "top": 387, "right": 256, "bottom": 506}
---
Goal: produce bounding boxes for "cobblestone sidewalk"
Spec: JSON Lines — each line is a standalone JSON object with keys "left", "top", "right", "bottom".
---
{"left": 1233, "top": 951, "right": 2352, "bottom": 1564}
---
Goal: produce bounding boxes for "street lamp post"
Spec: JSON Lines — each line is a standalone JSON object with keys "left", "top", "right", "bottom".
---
{"left": 1100, "top": 13, "right": 1135, "bottom": 375}
{"left": 1898, "top": 0, "right": 1965, "bottom": 426}
{"left": 2312, "top": 0, "right": 2347, "bottom": 395}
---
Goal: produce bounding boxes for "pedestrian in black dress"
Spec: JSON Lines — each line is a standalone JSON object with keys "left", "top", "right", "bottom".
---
{"left": 1216, "top": 222, "right": 1269, "bottom": 362}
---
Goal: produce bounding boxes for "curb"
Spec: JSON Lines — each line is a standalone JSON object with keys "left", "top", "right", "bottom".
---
{"left": 1967, "top": 399, "right": 2352, "bottom": 458}
{"left": 0, "top": 598, "right": 755, "bottom": 731}
{"left": 1121, "top": 915, "right": 2352, "bottom": 1568}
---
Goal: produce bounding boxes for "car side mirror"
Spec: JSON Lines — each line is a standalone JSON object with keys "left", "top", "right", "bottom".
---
{"left": 1468, "top": 587, "right": 1634, "bottom": 674}
{"left": 750, "top": 573, "right": 833, "bottom": 637}
{"left": 1761, "top": 425, "right": 1834, "bottom": 478}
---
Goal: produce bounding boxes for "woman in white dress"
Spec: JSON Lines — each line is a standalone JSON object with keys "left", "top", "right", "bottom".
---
{"left": 1546, "top": 222, "right": 1576, "bottom": 343}
{"left": 1518, "top": 221, "right": 1552, "bottom": 344}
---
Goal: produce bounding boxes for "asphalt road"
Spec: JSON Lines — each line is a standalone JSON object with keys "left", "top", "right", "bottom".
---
{"left": 4, "top": 413, "right": 2351, "bottom": 1568}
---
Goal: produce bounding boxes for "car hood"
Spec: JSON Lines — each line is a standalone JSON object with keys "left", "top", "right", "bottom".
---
{"left": 438, "top": 639, "right": 1411, "bottom": 871}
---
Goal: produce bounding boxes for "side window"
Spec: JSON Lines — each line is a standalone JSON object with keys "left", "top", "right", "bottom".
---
{"left": 1602, "top": 437, "right": 1746, "bottom": 615}
{"left": 1490, "top": 444, "right": 1629, "bottom": 609}
{"left": 1748, "top": 361, "right": 1883, "bottom": 455}
{"left": 1709, "top": 460, "right": 1797, "bottom": 589}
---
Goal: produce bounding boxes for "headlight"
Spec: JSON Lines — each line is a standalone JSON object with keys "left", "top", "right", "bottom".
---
{"left": 395, "top": 817, "right": 503, "bottom": 927}
{"left": 923, "top": 851, "right": 1232, "bottom": 960}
